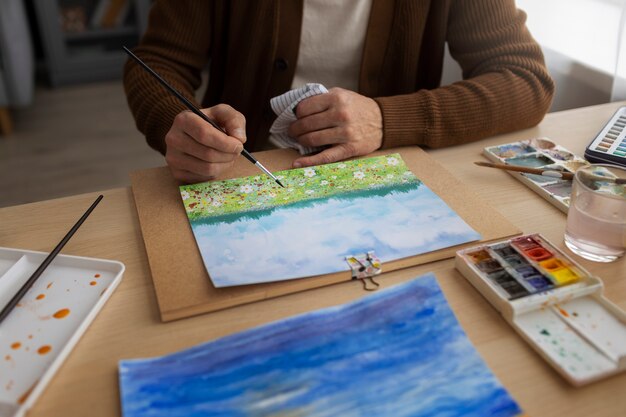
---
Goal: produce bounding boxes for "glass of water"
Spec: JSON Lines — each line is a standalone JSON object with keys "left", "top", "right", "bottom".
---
{"left": 564, "top": 164, "right": 626, "bottom": 262}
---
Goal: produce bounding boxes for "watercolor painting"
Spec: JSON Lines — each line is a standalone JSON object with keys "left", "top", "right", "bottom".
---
{"left": 119, "top": 273, "right": 524, "bottom": 417}
{"left": 180, "top": 154, "right": 480, "bottom": 287}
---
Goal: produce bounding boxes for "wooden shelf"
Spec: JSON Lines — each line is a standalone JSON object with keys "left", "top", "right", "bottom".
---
{"left": 33, "top": 0, "right": 151, "bottom": 86}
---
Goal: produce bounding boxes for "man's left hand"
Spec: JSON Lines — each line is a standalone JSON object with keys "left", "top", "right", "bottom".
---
{"left": 288, "top": 88, "right": 383, "bottom": 168}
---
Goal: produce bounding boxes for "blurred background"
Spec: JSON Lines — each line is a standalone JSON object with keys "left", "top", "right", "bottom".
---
{"left": 1, "top": 0, "right": 625, "bottom": 208}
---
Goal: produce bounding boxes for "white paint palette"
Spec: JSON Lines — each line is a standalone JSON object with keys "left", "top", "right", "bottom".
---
{"left": 483, "top": 137, "right": 589, "bottom": 213}
{"left": 0, "top": 247, "right": 124, "bottom": 417}
{"left": 455, "top": 234, "right": 626, "bottom": 386}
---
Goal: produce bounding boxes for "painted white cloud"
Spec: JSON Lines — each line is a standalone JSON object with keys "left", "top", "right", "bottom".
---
{"left": 192, "top": 185, "right": 480, "bottom": 287}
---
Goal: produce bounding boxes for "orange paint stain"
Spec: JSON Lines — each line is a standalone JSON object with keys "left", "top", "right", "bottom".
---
{"left": 10, "top": 342, "right": 21, "bottom": 350}
{"left": 46, "top": 282, "right": 53, "bottom": 289}
{"left": 557, "top": 306, "right": 570, "bottom": 317}
{"left": 37, "top": 345, "right": 52, "bottom": 355}
{"left": 36, "top": 294, "right": 45, "bottom": 300}
{"left": 17, "top": 381, "right": 37, "bottom": 404}
{"left": 89, "top": 281, "right": 97, "bottom": 286}
{"left": 5, "top": 355, "right": 11, "bottom": 361}
{"left": 94, "top": 274, "right": 101, "bottom": 278}
{"left": 28, "top": 335, "right": 33, "bottom": 339}
{"left": 53, "top": 308, "right": 70, "bottom": 319}
{"left": 16, "top": 303, "right": 22, "bottom": 307}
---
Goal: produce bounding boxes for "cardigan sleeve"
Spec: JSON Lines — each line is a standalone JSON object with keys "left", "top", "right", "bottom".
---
{"left": 374, "top": 0, "right": 555, "bottom": 149}
{"left": 123, "top": 1, "right": 212, "bottom": 154}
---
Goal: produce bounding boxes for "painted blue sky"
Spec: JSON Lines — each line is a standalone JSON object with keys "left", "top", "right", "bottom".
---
{"left": 119, "top": 274, "right": 522, "bottom": 417}
{"left": 191, "top": 183, "right": 480, "bottom": 287}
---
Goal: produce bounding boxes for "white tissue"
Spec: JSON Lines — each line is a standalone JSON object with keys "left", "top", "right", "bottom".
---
{"left": 269, "top": 83, "right": 328, "bottom": 155}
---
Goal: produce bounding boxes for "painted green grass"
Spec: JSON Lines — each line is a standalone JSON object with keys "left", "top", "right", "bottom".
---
{"left": 190, "top": 182, "right": 421, "bottom": 226}
{"left": 180, "top": 154, "right": 420, "bottom": 220}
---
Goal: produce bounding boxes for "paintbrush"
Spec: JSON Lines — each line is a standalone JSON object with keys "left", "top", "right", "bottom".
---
{"left": 475, "top": 161, "right": 626, "bottom": 185}
{"left": 474, "top": 161, "right": 575, "bottom": 180}
{"left": 123, "top": 46, "right": 285, "bottom": 188}
{"left": 0, "top": 195, "right": 103, "bottom": 325}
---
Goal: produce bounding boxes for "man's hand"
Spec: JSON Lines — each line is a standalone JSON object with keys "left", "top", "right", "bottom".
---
{"left": 164, "top": 104, "right": 246, "bottom": 183}
{"left": 288, "top": 88, "right": 383, "bottom": 168}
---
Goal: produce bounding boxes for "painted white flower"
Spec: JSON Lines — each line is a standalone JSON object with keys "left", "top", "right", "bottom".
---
{"left": 387, "top": 157, "right": 399, "bottom": 166}
{"left": 303, "top": 168, "right": 316, "bottom": 177}
{"left": 331, "top": 176, "right": 337, "bottom": 179}
{"left": 320, "top": 180, "right": 329, "bottom": 186}
{"left": 211, "top": 200, "right": 222, "bottom": 207}
{"left": 305, "top": 190, "right": 315, "bottom": 194}
{"left": 403, "top": 171, "right": 412, "bottom": 176}
{"left": 269, "top": 193, "right": 276, "bottom": 198}
{"left": 239, "top": 184, "right": 254, "bottom": 193}
{"left": 338, "top": 163, "right": 347, "bottom": 169}
{"left": 181, "top": 191, "right": 190, "bottom": 200}
{"left": 277, "top": 175, "right": 285, "bottom": 180}
{"left": 353, "top": 171, "right": 365, "bottom": 180}
{"left": 338, "top": 186, "right": 344, "bottom": 189}
{"left": 387, "top": 174, "right": 394, "bottom": 179}
{"left": 298, "top": 182, "right": 306, "bottom": 187}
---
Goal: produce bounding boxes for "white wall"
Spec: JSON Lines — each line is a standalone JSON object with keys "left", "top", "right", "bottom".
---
{"left": 518, "top": 0, "right": 623, "bottom": 111}
{"left": 441, "top": 0, "right": 624, "bottom": 112}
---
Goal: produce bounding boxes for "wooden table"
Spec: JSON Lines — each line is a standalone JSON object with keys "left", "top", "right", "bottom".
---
{"left": 2, "top": 102, "right": 626, "bottom": 417}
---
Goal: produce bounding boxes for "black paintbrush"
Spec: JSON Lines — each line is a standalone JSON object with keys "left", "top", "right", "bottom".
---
{"left": 0, "top": 195, "right": 103, "bottom": 325}
{"left": 123, "top": 46, "right": 285, "bottom": 188}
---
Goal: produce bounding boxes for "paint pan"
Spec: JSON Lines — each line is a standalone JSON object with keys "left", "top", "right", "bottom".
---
{"left": 545, "top": 149, "right": 575, "bottom": 161}
{"left": 505, "top": 154, "right": 555, "bottom": 168}
{"left": 542, "top": 181, "right": 572, "bottom": 198}
{"left": 456, "top": 233, "right": 626, "bottom": 386}
{"left": 483, "top": 137, "right": 589, "bottom": 213}
{"left": 528, "top": 137, "right": 556, "bottom": 150}
{"left": 486, "top": 143, "right": 536, "bottom": 159}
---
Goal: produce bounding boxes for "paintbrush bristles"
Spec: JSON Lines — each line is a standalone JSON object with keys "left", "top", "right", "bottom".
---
{"left": 474, "top": 161, "right": 575, "bottom": 180}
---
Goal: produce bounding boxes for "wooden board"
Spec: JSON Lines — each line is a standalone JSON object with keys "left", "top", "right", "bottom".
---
{"left": 130, "top": 146, "right": 521, "bottom": 321}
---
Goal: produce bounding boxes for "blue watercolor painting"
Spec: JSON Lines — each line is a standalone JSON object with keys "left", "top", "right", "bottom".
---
{"left": 181, "top": 155, "right": 480, "bottom": 287}
{"left": 119, "top": 274, "right": 523, "bottom": 417}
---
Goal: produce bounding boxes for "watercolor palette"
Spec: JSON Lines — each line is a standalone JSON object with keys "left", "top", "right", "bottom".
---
{"left": 584, "top": 106, "right": 626, "bottom": 167}
{"left": 483, "top": 138, "right": 589, "bottom": 213}
{"left": 0, "top": 247, "right": 124, "bottom": 417}
{"left": 456, "top": 234, "right": 626, "bottom": 386}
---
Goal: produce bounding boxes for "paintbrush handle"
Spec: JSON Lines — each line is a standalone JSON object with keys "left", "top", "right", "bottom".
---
{"left": 123, "top": 47, "right": 284, "bottom": 188}
{"left": 474, "top": 161, "right": 575, "bottom": 180}
{"left": 0, "top": 195, "right": 103, "bottom": 325}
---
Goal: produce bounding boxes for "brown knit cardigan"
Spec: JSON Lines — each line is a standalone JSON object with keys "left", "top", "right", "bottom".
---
{"left": 124, "top": 0, "right": 555, "bottom": 155}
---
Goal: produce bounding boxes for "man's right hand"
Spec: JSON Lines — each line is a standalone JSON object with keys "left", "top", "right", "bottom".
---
{"left": 164, "top": 104, "right": 246, "bottom": 183}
